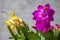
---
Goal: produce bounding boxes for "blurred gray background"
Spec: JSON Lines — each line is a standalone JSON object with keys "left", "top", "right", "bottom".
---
{"left": 0, "top": 0, "right": 60, "bottom": 40}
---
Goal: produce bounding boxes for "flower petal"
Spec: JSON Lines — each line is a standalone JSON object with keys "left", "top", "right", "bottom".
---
{"left": 48, "top": 9, "right": 55, "bottom": 16}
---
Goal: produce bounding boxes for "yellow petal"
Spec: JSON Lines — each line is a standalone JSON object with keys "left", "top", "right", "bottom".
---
{"left": 10, "top": 9, "right": 16, "bottom": 17}
{"left": 10, "top": 16, "right": 18, "bottom": 21}
{"left": 4, "top": 21, "right": 11, "bottom": 25}
{"left": 9, "top": 20, "right": 15, "bottom": 25}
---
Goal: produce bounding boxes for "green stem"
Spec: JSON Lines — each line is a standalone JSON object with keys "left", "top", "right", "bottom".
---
{"left": 36, "top": 31, "right": 41, "bottom": 40}
{"left": 37, "top": 31, "right": 41, "bottom": 37}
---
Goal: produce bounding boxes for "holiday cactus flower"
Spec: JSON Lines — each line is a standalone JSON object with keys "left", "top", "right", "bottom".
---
{"left": 32, "top": 4, "right": 55, "bottom": 33}
{"left": 4, "top": 10, "right": 24, "bottom": 32}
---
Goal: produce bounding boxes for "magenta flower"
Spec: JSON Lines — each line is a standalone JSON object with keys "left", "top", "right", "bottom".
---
{"left": 32, "top": 4, "right": 55, "bottom": 33}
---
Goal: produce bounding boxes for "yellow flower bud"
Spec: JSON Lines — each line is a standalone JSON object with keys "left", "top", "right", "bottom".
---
{"left": 10, "top": 25, "right": 17, "bottom": 35}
